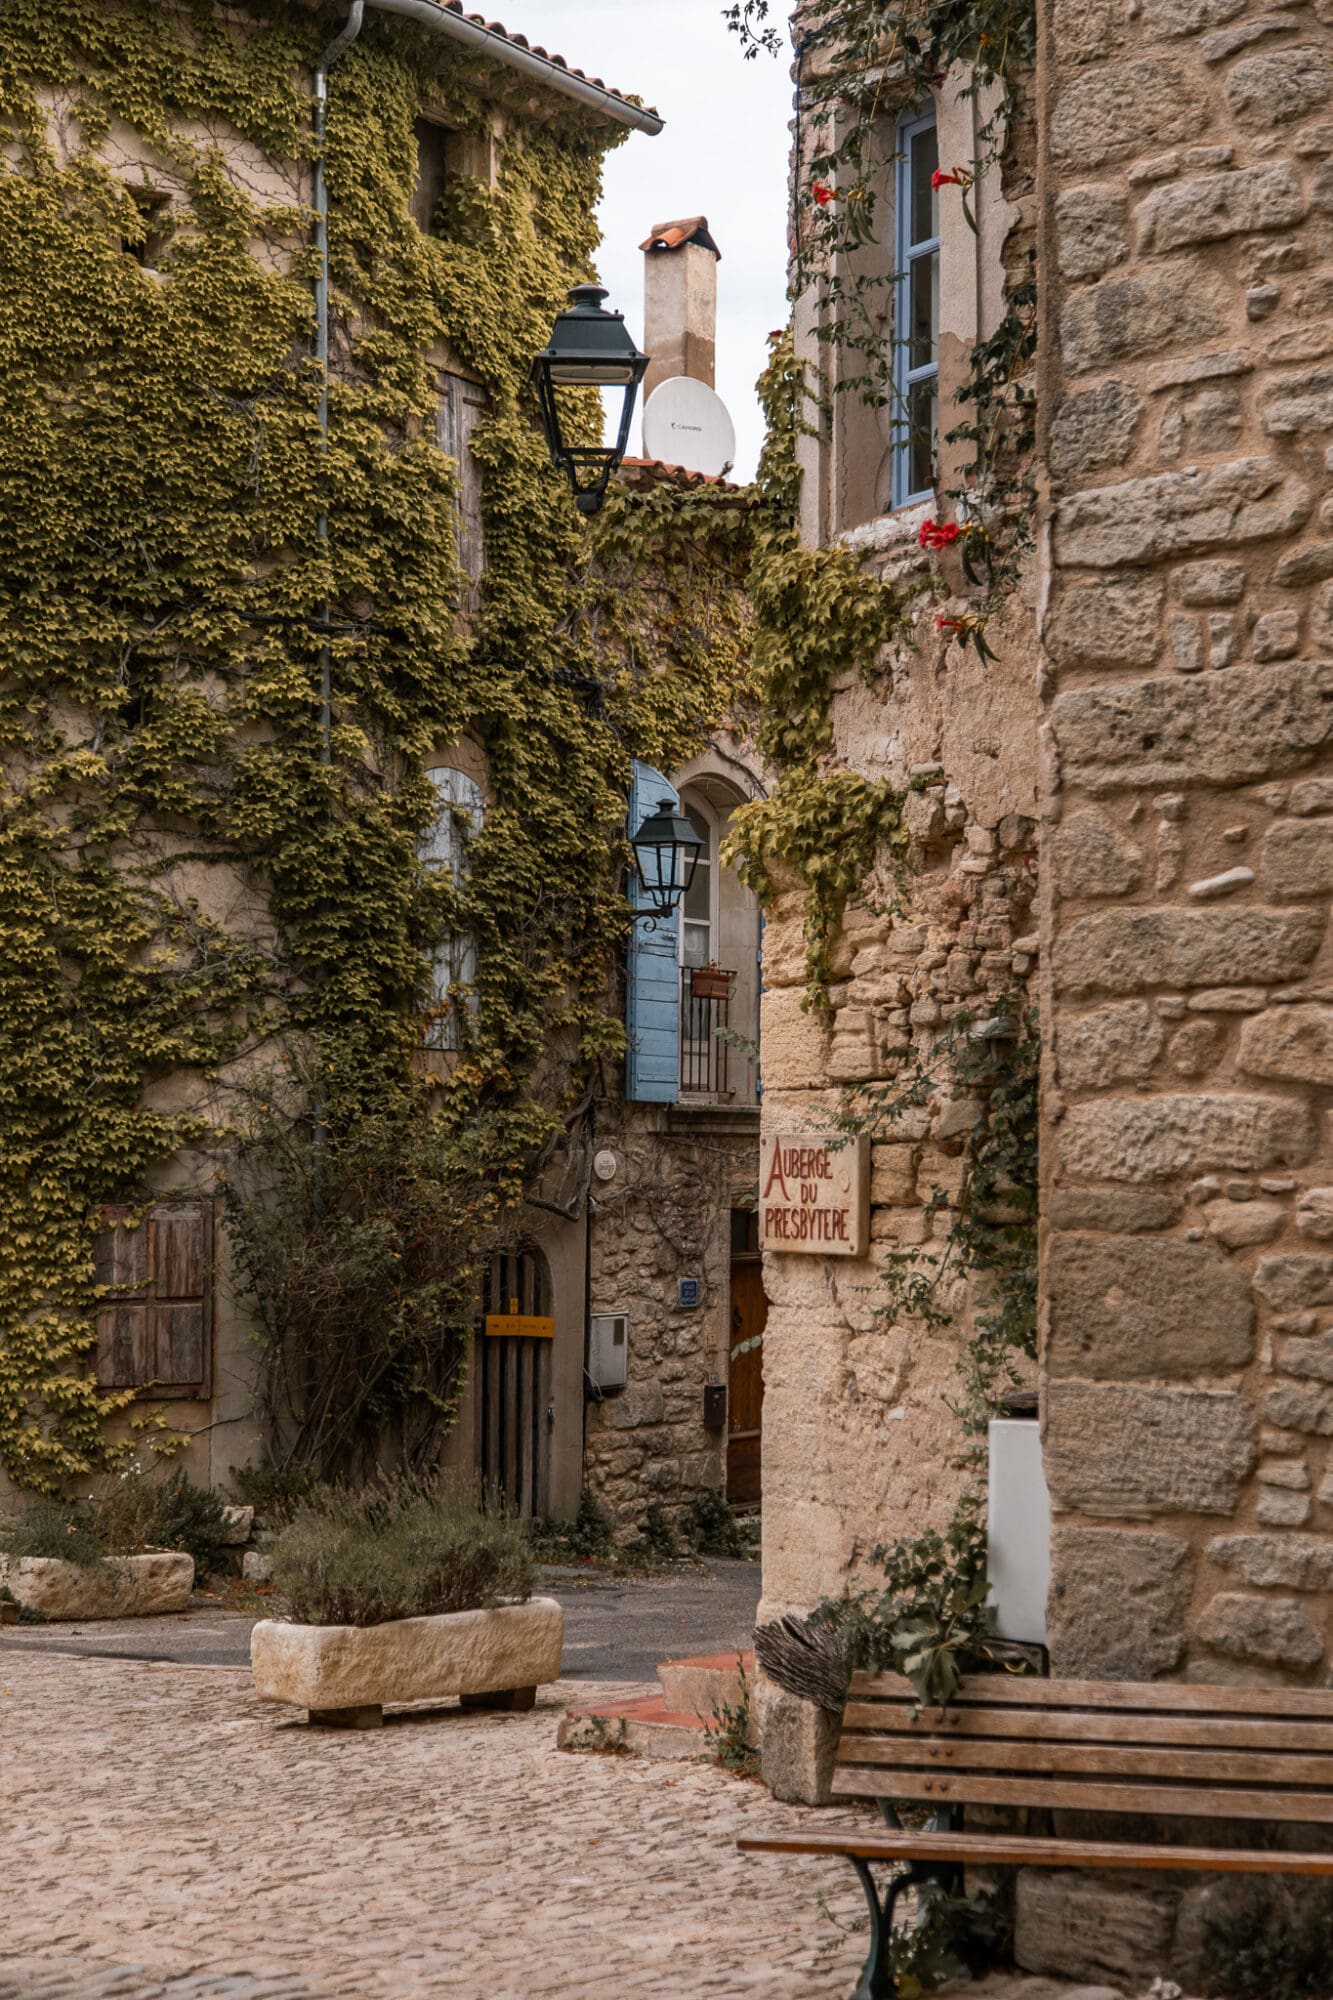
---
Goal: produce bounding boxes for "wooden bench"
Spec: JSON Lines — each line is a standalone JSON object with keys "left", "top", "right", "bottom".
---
{"left": 739, "top": 1671, "right": 1333, "bottom": 2000}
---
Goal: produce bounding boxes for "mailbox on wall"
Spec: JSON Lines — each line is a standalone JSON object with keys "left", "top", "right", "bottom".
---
{"left": 986, "top": 1416, "right": 1050, "bottom": 1645}
{"left": 588, "top": 1312, "right": 629, "bottom": 1393}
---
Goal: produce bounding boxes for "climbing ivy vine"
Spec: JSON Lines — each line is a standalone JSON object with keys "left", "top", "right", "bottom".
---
{"left": 0, "top": 1, "right": 754, "bottom": 1489}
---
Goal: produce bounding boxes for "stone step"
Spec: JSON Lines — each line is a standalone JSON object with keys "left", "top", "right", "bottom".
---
{"left": 557, "top": 1691, "right": 711, "bottom": 1760}
{"left": 657, "top": 1648, "right": 752, "bottom": 1719}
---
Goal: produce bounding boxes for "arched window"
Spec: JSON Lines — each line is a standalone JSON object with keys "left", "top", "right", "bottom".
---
{"left": 679, "top": 794, "right": 716, "bottom": 970}
{"left": 422, "top": 766, "right": 484, "bottom": 1050}
{"left": 891, "top": 105, "right": 940, "bottom": 508}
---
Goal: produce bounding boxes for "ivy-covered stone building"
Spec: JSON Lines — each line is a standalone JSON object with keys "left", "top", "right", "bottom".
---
{"left": 0, "top": 1, "right": 764, "bottom": 1528}
{"left": 745, "top": 0, "right": 1333, "bottom": 1972}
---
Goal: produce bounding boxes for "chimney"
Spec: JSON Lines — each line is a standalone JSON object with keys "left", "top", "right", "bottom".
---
{"left": 639, "top": 216, "right": 721, "bottom": 404}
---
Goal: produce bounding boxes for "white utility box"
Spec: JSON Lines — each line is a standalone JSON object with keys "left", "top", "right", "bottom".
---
{"left": 588, "top": 1313, "right": 629, "bottom": 1392}
{"left": 986, "top": 1417, "right": 1051, "bottom": 1645}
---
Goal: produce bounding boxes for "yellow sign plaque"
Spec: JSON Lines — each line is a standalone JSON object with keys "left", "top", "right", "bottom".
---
{"left": 484, "top": 1314, "right": 555, "bottom": 1340}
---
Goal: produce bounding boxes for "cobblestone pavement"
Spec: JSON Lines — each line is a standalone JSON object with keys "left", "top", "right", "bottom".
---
{"left": 2, "top": 1650, "right": 878, "bottom": 2000}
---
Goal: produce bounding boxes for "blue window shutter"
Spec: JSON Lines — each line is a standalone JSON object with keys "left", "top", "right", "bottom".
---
{"left": 626, "top": 760, "right": 680, "bottom": 1103}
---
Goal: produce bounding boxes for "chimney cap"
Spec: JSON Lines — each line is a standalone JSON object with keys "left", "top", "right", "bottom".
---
{"left": 639, "top": 215, "right": 721, "bottom": 259}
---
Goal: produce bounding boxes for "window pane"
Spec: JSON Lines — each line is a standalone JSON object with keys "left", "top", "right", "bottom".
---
{"left": 910, "top": 250, "right": 938, "bottom": 370}
{"left": 683, "top": 920, "right": 710, "bottom": 968}
{"left": 908, "top": 376, "right": 937, "bottom": 496}
{"left": 911, "top": 124, "right": 939, "bottom": 245}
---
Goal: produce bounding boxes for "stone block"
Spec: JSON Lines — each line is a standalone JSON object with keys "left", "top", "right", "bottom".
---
{"left": 1050, "top": 59, "right": 1207, "bottom": 171}
{"left": 1257, "top": 1487, "right": 1312, "bottom": 1526}
{"left": 1225, "top": 46, "right": 1333, "bottom": 131}
{"left": 1142, "top": 0, "right": 1245, "bottom": 30}
{"left": 1240, "top": 1006, "right": 1333, "bottom": 1087}
{"left": 1208, "top": 1532, "right": 1333, "bottom": 1589}
{"left": 1052, "top": 661, "right": 1333, "bottom": 794}
{"left": 1281, "top": 1331, "right": 1333, "bottom": 1381}
{"left": 243, "top": 1550, "right": 273, "bottom": 1584}
{"left": 1049, "top": 380, "right": 1143, "bottom": 479}
{"left": 1275, "top": 542, "right": 1333, "bottom": 587}
{"left": 760, "top": 987, "right": 829, "bottom": 1090}
{"left": 1261, "top": 367, "right": 1333, "bottom": 436}
{"left": 1254, "top": 609, "right": 1302, "bottom": 661}
{"left": 1056, "top": 186, "right": 1128, "bottom": 277}
{"left": 1297, "top": 1187, "right": 1333, "bottom": 1239}
{"left": 870, "top": 1144, "right": 916, "bottom": 1206}
{"left": 1174, "top": 559, "right": 1247, "bottom": 604}
{"left": 1046, "top": 1187, "right": 1181, "bottom": 1232}
{"left": 220, "top": 1504, "right": 254, "bottom": 1546}
{"left": 1053, "top": 907, "right": 1323, "bottom": 995}
{"left": 1051, "top": 809, "right": 1145, "bottom": 899}
{"left": 1044, "top": 1382, "right": 1256, "bottom": 1518}
{"left": 1263, "top": 819, "right": 1333, "bottom": 899}
{"left": 1136, "top": 165, "right": 1305, "bottom": 253}
{"left": 1047, "top": 1528, "right": 1191, "bottom": 1680}
{"left": 1196, "top": 1591, "right": 1324, "bottom": 1668}
{"left": 1015, "top": 1871, "right": 1179, "bottom": 1985}
{"left": 1061, "top": 1093, "right": 1314, "bottom": 1182}
{"left": 1046, "top": 577, "right": 1164, "bottom": 671}
{"left": 758, "top": 1687, "right": 839, "bottom": 1806}
{"left": 1255, "top": 1254, "right": 1333, "bottom": 1309}
{"left": 1202, "top": 1198, "right": 1284, "bottom": 1247}
{"left": 1057, "top": 1002, "right": 1162, "bottom": 1092}
{"left": 251, "top": 1598, "right": 565, "bottom": 1712}
{"left": 1049, "top": 1233, "right": 1253, "bottom": 1379}
{"left": 1054, "top": 458, "right": 1311, "bottom": 569}
{"left": 1060, "top": 259, "right": 1224, "bottom": 375}
{"left": 1265, "top": 1381, "right": 1333, "bottom": 1433}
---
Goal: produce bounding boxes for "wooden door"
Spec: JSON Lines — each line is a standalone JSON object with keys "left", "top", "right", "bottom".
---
{"left": 727, "top": 1252, "right": 766, "bottom": 1508}
{"left": 479, "top": 1246, "right": 553, "bottom": 1519}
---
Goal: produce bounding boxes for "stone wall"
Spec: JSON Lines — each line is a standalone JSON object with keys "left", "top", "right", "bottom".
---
{"left": 584, "top": 1101, "right": 757, "bottom": 1526}
{"left": 1040, "top": 0, "right": 1333, "bottom": 1694}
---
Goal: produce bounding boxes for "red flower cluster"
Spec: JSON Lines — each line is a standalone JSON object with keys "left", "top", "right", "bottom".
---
{"left": 936, "top": 614, "right": 967, "bottom": 634}
{"left": 931, "top": 167, "right": 966, "bottom": 189}
{"left": 812, "top": 181, "right": 835, "bottom": 206}
{"left": 918, "top": 518, "right": 961, "bottom": 550}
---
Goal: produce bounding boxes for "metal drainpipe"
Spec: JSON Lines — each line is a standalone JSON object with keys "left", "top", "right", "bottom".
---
{"left": 313, "top": 1, "right": 364, "bottom": 765}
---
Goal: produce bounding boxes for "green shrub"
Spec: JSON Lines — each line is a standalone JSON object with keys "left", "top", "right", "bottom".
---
{"left": 93, "top": 1468, "right": 230, "bottom": 1577}
{"left": 1201, "top": 1881, "right": 1333, "bottom": 1999}
{"left": 684, "top": 1489, "right": 749, "bottom": 1558}
{"left": 527, "top": 1489, "right": 614, "bottom": 1563}
{"left": 230, "top": 1459, "right": 319, "bottom": 1529}
{"left": 622, "top": 1501, "right": 678, "bottom": 1565}
{"left": 0, "top": 1498, "right": 109, "bottom": 1569}
{"left": 268, "top": 1475, "right": 534, "bottom": 1627}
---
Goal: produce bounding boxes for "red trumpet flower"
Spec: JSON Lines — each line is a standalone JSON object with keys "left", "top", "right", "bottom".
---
{"left": 919, "top": 519, "right": 961, "bottom": 550}
{"left": 812, "top": 181, "right": 835, "bottom": 205}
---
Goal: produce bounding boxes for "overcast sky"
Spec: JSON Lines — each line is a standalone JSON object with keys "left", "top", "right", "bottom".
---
{"left": 518, "top": 2, "right": 793, "bottom": 479}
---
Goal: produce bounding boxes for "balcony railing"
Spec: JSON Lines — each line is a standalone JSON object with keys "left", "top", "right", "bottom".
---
{"left": 680, "top": 965, "right": 734, "bottom": 1098}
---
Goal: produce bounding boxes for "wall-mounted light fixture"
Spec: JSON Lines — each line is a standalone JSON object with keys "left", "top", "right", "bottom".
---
{"left": 630, "top": 795, "right": 702, "bottom": 924}
{"left": 531, "top": 285, "right": 649, "bottom": 515}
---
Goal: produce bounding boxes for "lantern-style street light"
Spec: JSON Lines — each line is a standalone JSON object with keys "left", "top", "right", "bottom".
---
{"left": 531, "top": 284, "right": 649, "bottom": 516}
{"left": 630, "top": 796, "right": 703, "bottom": 925}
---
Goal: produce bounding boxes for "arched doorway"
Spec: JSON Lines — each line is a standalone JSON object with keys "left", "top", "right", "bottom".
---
{"left": 479, "top": 1244, "right": 554, "bottom": 1518}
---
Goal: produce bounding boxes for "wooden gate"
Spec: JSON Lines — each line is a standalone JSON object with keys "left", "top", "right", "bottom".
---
{"left": 727, "top": 1211, "right": 767, "bottom": 1507}
{"left": 480, "top": 1246, "right": 553, "bottom": 1518}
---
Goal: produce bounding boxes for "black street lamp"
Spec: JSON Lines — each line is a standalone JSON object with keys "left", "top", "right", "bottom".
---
{"left": 631, "top": 796, "right": 702, "bottom": 923}
{"left": 531, "top": 284, "right": 649, "bottom": 516}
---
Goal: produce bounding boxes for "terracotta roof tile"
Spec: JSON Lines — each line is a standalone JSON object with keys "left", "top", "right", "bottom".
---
{"left": 639, "top": 216, "right": 721, "bottom": 258}
{"left": 618, "top": 456, "right": 747, "bottom": 495}
{"left": 441, "top": 4, "right": 659, "bottom": 120}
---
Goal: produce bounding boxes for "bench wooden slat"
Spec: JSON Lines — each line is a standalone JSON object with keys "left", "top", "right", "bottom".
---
{"left": 840, "top": 1734, "right": 1333, "bottom": 1787}
{"left": 738, "top": 1831, "right": 1333, "bottom": 1875}
{"left": 839, "top": 1702, "right": 1333, "bottom": 1754}
{"left": 831, "top": 1765, "right": 1333, "bottom": 1822}
{"left": 850, "top": 1672, "right": 1333, "bottom": 1720}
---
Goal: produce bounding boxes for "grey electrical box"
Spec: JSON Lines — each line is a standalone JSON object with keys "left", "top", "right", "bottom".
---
{"left": 588, "top": 1312, "right": 629, "bottom": 1392}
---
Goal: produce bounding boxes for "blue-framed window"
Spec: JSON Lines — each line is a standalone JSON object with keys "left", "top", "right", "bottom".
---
{"left": 891, "top": 107, "right": 940, "bottom": 509}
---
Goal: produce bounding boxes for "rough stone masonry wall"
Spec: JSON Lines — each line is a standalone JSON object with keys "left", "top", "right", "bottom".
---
{"left": 584, "top": 1105, "right": 754, "bottom": 1527}
{"left": 758, "top": 552, "right": 1041, "bottom": 1624}
{"left": 1039, "top": 0, "right": 1333, "bottom": 1694}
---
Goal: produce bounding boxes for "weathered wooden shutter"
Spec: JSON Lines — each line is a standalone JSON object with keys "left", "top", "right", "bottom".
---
{"left": 95, "top": 1202, "right": 212, "bottom": 1397}
{"left": 625, "top": 760, "right": 681, "bottom": 1104}
{"left": 437, "top": 372, "right": 487, "bottom": 591}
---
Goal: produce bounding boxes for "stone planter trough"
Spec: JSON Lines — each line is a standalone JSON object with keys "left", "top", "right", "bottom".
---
{"left": 250, "top": 1594, "right": 564, "bottom": 1728}
{"left": 0, "top": 1551, "right": 194, "bottom": 1620}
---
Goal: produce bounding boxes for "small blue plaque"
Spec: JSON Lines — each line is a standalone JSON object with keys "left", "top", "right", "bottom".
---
{"left": 678, "top": 1276, "right": 701, "bottom": 1309}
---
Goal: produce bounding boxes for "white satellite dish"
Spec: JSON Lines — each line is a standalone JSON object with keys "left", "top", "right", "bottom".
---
{"left": 641, "top": 376, "right": 736, "bottom": 479}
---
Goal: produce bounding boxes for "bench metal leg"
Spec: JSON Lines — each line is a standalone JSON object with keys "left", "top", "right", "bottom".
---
{"left": 848, "top": 1806, "right": 966, "bottom": 1999}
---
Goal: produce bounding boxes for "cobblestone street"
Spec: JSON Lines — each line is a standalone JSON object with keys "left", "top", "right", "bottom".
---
{"left": 1, "top": 1649, "right": 876, "bottom": 2000}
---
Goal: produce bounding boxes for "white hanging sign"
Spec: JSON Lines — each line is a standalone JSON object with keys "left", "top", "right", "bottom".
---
{"left": 758, "top": 1132, "right": 869, "bottom": 1258}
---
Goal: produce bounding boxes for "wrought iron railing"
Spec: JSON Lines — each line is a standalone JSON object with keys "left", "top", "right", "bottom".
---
{"left": 679, "top": 966, "right": 734, "bottom": 1097}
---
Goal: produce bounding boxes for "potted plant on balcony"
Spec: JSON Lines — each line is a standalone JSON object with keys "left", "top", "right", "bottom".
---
{"left": 690, "top": 963, "right": 733, "bottom": 1001}
{"left": 250, "top": 1476, "right": 563, "bottom": 1728}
